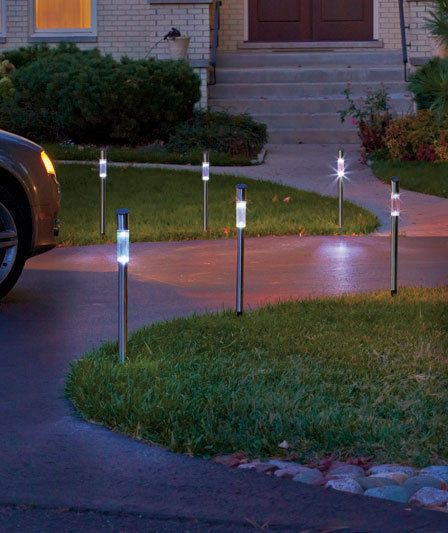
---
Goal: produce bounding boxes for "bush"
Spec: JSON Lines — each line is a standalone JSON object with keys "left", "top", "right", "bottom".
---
{"left": 0, "top": 45, "right": 201, "bottom": 145}
{"left": 426, "top": 0, "right": 448, "bottom": 49}
{"left": 1, "top": 43, "right": 72, "bottom": 69}
{"left": 166, "top": 111, "right": 268, "bottom": 158}
{"left": 339, "top": 85, "right": 393, "bottom": 160}
{"left": 409, "top": 58, "right": 448, "bottom": 118}
{"left": 384, "top": 110, "right": 448, "bottom": 161}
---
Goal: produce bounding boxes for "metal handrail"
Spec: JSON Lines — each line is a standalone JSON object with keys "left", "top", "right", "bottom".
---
{"left": 209, "top": 1, "right": 222, "bottom": 86}
{"left": 398, "top": 0, "right": 409, "bottom": 82}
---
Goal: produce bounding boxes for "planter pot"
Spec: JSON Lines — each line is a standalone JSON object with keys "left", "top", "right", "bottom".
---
{"left": 167, "top": 37, "right": 190, "bottom": 60}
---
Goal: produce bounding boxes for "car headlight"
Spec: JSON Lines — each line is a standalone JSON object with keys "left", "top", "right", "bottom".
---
{"left": 41, "top": 151, "right": 56, "bottom": 176}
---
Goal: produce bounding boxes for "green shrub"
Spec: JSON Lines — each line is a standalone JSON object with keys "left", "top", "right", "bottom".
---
{"left": 384, "top": 110, "right": 448, "bottom": 161}
{"left": 0, "top": 45, "right": 201, "bottom": 145}
{"left": 1, "top": 43, "right": 73, "bottom": 69}
{"left": 426, "top": 0, "right": 448, "bottom": 49}
{"left": 409, "top": 58, "right": 448, "bottom": 118}
{"left": 166, "top": 111, "right": 268, "bottom": 158}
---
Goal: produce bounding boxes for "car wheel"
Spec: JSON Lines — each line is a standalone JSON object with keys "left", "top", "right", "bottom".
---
{"left": 0, "top": 188, "right": 27, "bottom": 299}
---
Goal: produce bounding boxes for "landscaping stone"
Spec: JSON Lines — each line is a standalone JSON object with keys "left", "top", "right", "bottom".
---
{"left": 238, "top": 461, "right": 261, "bottom": 470}
{"left": 365, "top": 486, "right": 411, "bottom": 503}
{"left": 325, "top": 478, "right": 364, "bottom": 495}
{"left": 274, "top": 466, "right": 314, "bottom": 479}
{"left": 293, "top": 469, "right": 324, "bottom": 486}
{"left": 268, "top": 460, "right": 300, "bottom": 470}
{"left": 357, "top": 476, "right": 399, "bottom": 490}
{"left": 370, "top": 472, "right": 409, "bottom": 485}
{"left": 368, "top": 464, "right": 417, "bottom": 477}
{"left": 420, "top": 466, "right": 448, "bottom": 483}
{"left": 327, "top": 464, "right": 365, "bottom": 480}
{"left": 403, "top": 475, "right": 443, "bottom": 496}
{"left": 409, "top": 487, "right": 448, "bottom": 507}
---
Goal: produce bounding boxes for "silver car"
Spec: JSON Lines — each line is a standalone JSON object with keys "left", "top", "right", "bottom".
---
{"left": 0, "top": 130, "right": 60, "bottom": 298}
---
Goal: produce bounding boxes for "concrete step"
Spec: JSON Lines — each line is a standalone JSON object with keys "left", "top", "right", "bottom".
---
{"left": 216, "top": 50, "right": 403, "bottom": 68}
{"left": 252, "top": 113, "right": 356, "bottom": 130}
{"left": 216, "top": 66, "right": 405, "bottom": 84}
{"left": 210, "top": 95, "right": 413, "bottom": 115}
{"left": 209, "top": 81, "right": 408, "bottom": 99}
{"left": 268, "top": 128, "right": 359, "bottom": 144}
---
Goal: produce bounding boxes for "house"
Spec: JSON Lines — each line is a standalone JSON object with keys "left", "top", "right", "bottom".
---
{"left": 0, "top": 1, "right": 438, "bottom": 142}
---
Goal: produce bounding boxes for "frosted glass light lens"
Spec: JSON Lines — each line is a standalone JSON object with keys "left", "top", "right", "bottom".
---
{"left": 391, "top": 193, "right": 400, "bottom": 217}
{"left": 100, "top": 158, "right": 107, "bottom": 179}
{"left": 202, "top": 162, "right": 210, "bottom": 181}
{"left": 337, "top": 157, "right": 345, "bottom": 179}
{"left": 117, "top": 230, "right": 129, "bottom": 264}
{"left": 236, "top": 201, "right": 246, "bottom": 229}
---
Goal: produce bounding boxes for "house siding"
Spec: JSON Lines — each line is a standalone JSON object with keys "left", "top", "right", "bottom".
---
{"left": 214, "top": 0, "right": 436, "bottom": 61}
{"left": 1, "top": 0, "right": 211, "bottom": 106}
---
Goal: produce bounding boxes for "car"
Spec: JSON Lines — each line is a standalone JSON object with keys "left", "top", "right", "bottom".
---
{"left": 0, "top": 130, "right": 60, "bottom": 299}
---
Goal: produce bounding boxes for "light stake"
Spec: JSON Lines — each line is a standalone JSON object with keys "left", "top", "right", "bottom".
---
{"left": 236, "top": 184, "right": 247, "bottom": 316}
{"left": 100, "top": 148, "right": 108, "bottom": 236}
{"left": 116, "top": 209, "right": 129, "bottom": 363}
{"left": 337, "top": 149, "right": 345, "bottom": 229}
{"left": 390, "top": 177, "right": 400, "bottom": 296}
{"left": 202, "top": 151, "right": 210, "bottom": 231}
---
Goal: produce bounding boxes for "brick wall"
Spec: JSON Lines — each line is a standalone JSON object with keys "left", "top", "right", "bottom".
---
{"left": 212, "top": 0, "right": 437, "bottom": 62}
{"left": 1, "top": 0, "right": 211, "bottom": 106}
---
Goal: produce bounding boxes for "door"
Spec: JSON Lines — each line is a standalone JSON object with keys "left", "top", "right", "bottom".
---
{"left": 249, "top": 0, "right": 373, "bottom": 42}
{"left": 313, "top": 0, "right": 373, "bottom": 41}
{"left": 248, "top": 0, "right": 311, "bottom": 42}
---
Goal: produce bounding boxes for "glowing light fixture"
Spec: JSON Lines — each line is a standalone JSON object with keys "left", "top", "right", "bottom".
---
{"left": 99, "top": 148, "right": 107, "bottom": 236}
{"left": 116, "top": 209, "right": 129, "bottom": 362}
{"left": 390, "top": 177, "right": 400, "bottom": 296}
{"left": 236, "top": 184, "right": 247, "bottom": 316}
{"left": 337, "top": 149, "right": 345, "bottom": 229}
{"left": 203, "top": 151, "right": 210, "bottom": 231}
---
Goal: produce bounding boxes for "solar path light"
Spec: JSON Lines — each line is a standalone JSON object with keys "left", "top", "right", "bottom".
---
{"left": 116, "top": 209, "right": 129, "bottom": 363}
{"left": 100, "top": 148, "right": 108, "bottom": 236}
{"left": 202, "top": 151, "right": 210, "bottom": 231}
{"left": 236, "top": 184, "right": 247, "bottom": 316}
{"left": 390, "top": 177, "right": 400, "bottom": 296}
{"left": 337, "top": 149, "right": 345, "bottom": 229}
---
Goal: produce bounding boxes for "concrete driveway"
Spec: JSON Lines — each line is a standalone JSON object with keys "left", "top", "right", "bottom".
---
{"left": 1, "top": 235, "right": 448, "bottom": 531}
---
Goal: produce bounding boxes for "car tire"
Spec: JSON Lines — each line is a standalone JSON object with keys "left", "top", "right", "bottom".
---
{"left": 0, "top": 185, "right": 28, "bottom": 299}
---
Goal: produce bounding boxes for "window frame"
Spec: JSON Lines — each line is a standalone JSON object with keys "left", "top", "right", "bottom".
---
{"left": 0, "top": 0, "right": 6, "bottom": 41}
{"left": 29, "top": 0, "right": 97, "bottom": 42}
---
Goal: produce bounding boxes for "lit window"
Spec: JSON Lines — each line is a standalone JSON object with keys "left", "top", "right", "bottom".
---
{"left": 34, "top": 0, "right": 94, "bottom": 32}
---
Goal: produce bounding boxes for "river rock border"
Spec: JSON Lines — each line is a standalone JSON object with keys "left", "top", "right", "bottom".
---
{"left": 215, "top": 455, "right": 448, "bottom": 513}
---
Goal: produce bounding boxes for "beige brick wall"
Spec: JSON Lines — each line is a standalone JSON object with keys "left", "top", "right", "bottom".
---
{"left": 213, "top": 0, "right": 437, "bottom": 61}
{"left": 1, "top": 0, "right": 211, "bottom": 106}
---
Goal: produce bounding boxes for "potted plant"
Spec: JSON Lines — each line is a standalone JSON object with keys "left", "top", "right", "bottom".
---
{"left": 164, "top": 28, "right": 190, "bottom": 60}
{"left": 426, "top": 0, "right": 448, "bottom": 58}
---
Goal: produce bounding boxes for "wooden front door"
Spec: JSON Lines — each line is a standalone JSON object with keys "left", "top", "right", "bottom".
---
{"left": 249, "top": 0, "right": 373, "bottom": 42}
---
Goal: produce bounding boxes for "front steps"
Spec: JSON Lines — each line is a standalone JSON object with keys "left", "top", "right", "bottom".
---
{"left": 209, "top": 50, "right": 413, "bottom": 144}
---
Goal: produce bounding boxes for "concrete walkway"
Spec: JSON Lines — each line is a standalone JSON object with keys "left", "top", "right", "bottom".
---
{"left": 1, "top": 236, "right": 448, "bottom": 531}
{"left": 75, "top": 144, "right": 448, "bottom": 236}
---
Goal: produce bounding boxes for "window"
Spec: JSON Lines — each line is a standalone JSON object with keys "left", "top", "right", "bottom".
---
{"left": 33, "top": 0, "right": 96, "bottom": 39}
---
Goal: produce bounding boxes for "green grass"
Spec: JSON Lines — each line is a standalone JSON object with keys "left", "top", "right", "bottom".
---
{"left": 372, "top": 158, "right": 448, "bottom": 198}
{"left": 44, "top": 143, "right": 254, "bottom": 167}
{"left": 57, "top": 164, "right": 378, "bottom": 246}
{"left": 66, "top": 287, "right": 448, "bottom": 466}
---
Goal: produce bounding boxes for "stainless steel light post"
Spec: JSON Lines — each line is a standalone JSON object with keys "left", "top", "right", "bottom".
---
{"left": 202, "top": 151, "right": 210, "bottom": 231}
{"left": 116, "top": 209, "right": 129, "bottom": 363}
{"left": 100, "top": 148, "right": 107, "bottom": 236}
{"left": 337, "top": 149, "right": 345, "bottom": 229}
{"left": 236, "top": 184, "right": 247, "bottom": 316}
{"left": 390, "top": 177, "right": 400, "bottom": 296}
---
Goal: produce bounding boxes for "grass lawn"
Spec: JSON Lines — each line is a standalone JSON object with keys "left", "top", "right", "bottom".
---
{"left": 372, "top": 158, "right": 448, "bottom": 198}
{"left": 67, "top": 287, "right": 448, "bottom": 466}
{"left": 57, "top": 164, "right": 378, "bottom": 246}
{"left": 45, "top": 143, "right": 254, "bottom": 167}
